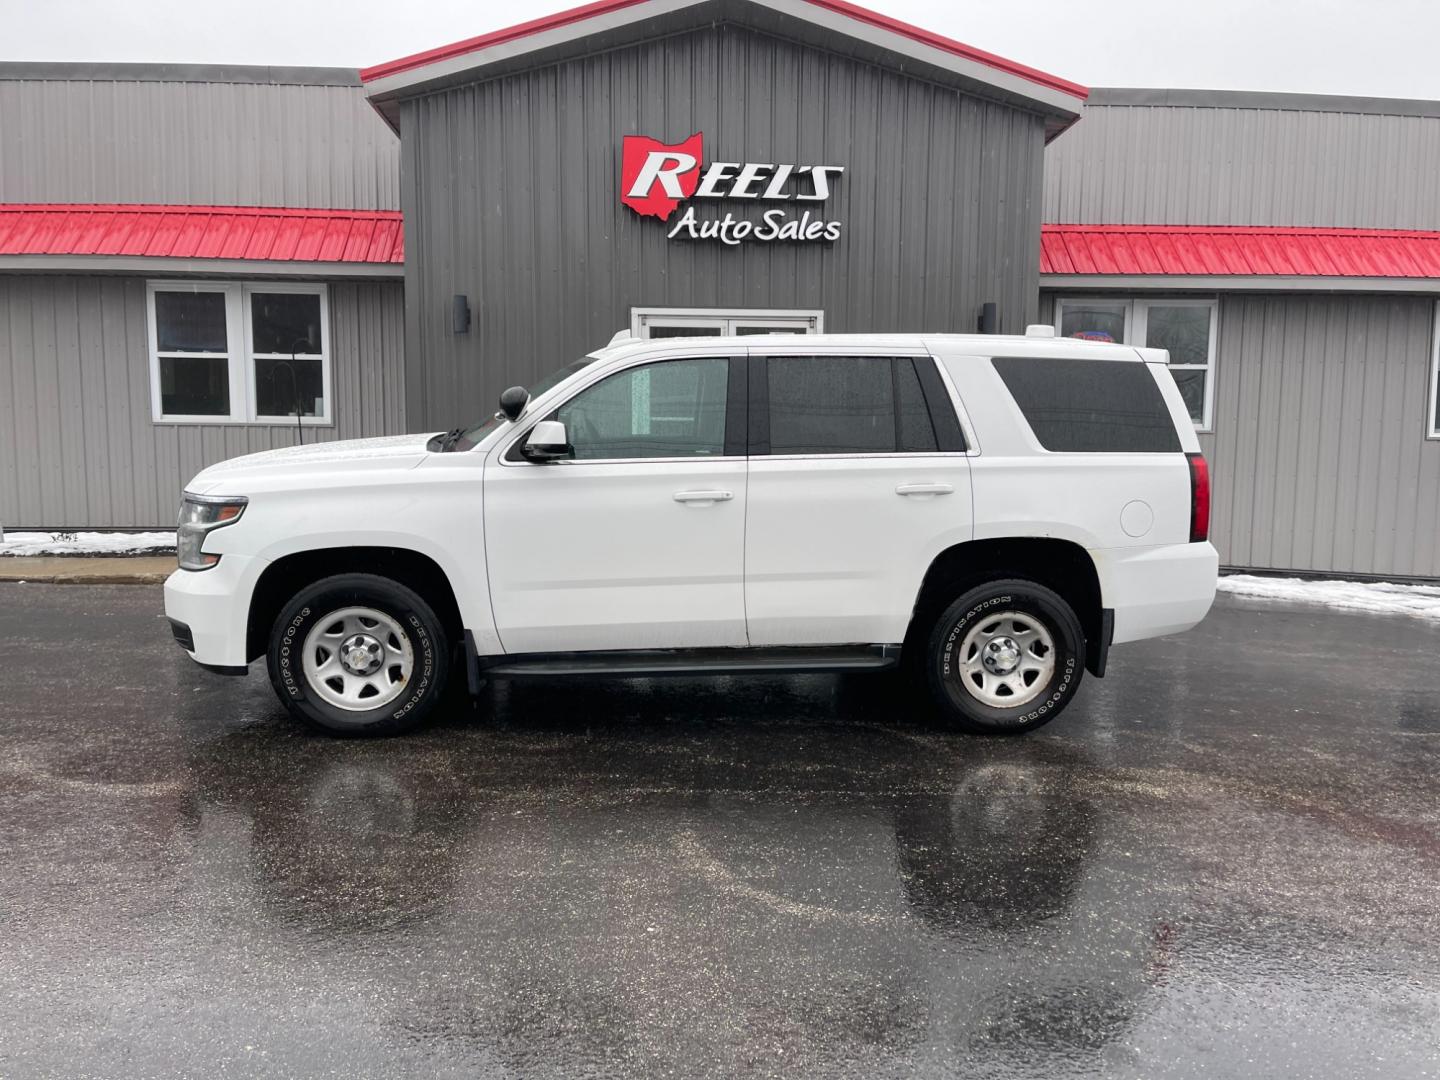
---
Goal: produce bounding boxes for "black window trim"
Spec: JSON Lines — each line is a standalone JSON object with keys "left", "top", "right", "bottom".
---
{"left": 747, "top": 353, "right": 966, "bottom": 457}
{"left": 910, "top": 356, "right": 968, "bottom": 453}
{"left": 502, "top": 353, "right": 746, "bottom": 465}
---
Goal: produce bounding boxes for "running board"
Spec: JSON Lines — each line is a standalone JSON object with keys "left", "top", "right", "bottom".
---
{"left": 476, "top": 644, "right": 902, "bottom": 679}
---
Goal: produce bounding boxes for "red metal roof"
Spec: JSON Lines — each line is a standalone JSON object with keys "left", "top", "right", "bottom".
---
{"left": 0, "top": 204, "right": 404, "bottom": 264}
{"left": 359, "top": 0, "right": 1088, "bottom": 101}
{"left": 1040, "top": 224, "right": 1440, "bottom": 279}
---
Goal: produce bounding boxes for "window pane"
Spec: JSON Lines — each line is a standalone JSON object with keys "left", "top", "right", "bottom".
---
{"left": 160, "top": 355, "right": 230, "bottom": 416}
{"left": 768, "top": 356, "right": 894, "bottom": 455}
{"left": 251, "top": 292, "right": 323, "bottom": 354}
{"left": 991, "top": 356, "right": 1181, "bottom": 453}
{"left": 1060, "top": 301, "right": 1126, "bottom": 344}
{"left": 155, "top": 291, "right": 227, "bottom": 353}
{"left": 254, "top": 357, "right": 324, "bottom": 417}
{"left": 558, "top": 357, "right": 728, "bottom": 459}
{"left": 1145, "top": 305, "right": 1211, "bottom": 365}
{"left": 1170, "top": 368, "right": 1208, "bottom": 424}
{"left": 897, "top": 359, "right": 938, "bottom": 452}
{"left": 735, "top": 325, "right": 809, "bottom": 335}
{"left": 648, "top": 325, "right": 724, "bottom": 339}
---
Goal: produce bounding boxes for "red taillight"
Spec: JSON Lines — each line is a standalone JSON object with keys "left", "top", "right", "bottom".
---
{"left": 1187, "top": 452, "right": 1210, "bottom": 543}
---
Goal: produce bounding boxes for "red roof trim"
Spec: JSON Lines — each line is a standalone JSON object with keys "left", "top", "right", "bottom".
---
{"left": 359, "top": 0, "right": 651, "bottom": 82}
{"left": 359, "top": 0, "right": 1088, "bottom": 102}
{"left": 799, "top": 0, "right": 1086, "bottom": 99}
{"left": 0, "top": 204, "right": 404, "bottom": 265}
{"left": 1040, "top": 224, "right": 1440, "bottom": 279}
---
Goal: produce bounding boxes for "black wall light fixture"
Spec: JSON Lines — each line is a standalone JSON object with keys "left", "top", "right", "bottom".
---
{"left": 452, "top": 294, "right": 472, "bottom": 334}
{"left": 977, "top": 301, "right": 998, "bottom": 334}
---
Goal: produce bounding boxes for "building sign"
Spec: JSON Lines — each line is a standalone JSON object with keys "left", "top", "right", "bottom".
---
{"left": 621, "top": 133, "right": 844, "bottom": 245}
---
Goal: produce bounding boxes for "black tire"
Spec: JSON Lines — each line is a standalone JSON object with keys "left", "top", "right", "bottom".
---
{"left": 923, "top": 578, "right": 1085, "bottom": 735}
{"left": 266, "top": 573, "right": 451, "bottom": 737}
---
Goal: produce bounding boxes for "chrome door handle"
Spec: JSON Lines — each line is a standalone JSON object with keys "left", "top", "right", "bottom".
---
{"left": 673, "top": 489, "right": 734, "bottom": 505}
{"left": 895, "top": 483, "right": 954, "bottom": 497}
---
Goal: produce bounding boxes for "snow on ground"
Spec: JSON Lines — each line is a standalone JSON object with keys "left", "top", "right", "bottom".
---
{"left": 0, "top": 531, "right": 176, "bottom": 556}
{"left": 1219, "top": 574, "right": 1440, "bottom": 622}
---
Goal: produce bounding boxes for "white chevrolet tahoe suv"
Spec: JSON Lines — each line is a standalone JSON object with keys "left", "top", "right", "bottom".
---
{"left": 164, "top": 330, "right": 1217, "bottom": 737}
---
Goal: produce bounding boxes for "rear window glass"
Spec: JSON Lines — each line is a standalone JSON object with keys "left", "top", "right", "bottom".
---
{"left": 991, "top": 356, "right": 1181, "bottom": 453}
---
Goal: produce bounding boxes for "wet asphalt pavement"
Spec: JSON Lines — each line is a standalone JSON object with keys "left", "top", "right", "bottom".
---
{"left": 1, "top": 583, "right": 1439, "bottom": 1079}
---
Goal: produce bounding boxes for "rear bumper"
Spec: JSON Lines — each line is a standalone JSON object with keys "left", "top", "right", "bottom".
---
{"left": 163, "top": 554, "right": 266, "bottom": 670}
{"left": 1096, "top": 541, "right": 1219, "bottom": 645}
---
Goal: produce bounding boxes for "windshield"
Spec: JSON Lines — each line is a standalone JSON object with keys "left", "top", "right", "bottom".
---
{"left": 451, "top": 357, "right": 596, "bottom": 450}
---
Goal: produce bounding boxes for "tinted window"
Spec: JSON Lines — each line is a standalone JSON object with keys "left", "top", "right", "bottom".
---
{"left": 648, "top": 326, "right": 723, "bottom": 339}
{"left": 251, "top": 292, "right": 323, "bottom": 354}
{"left": 1059, "top": 300, "right": 1126, "bottom": 344}
{"left": 154, "top": 291, "right": 227, "bottom": 353}
{"left": 557, "top": 357, "right": 728, "bottom": 460}
{"left": 159, "top": 355, "right": 229, "bottom": 416}
{"left": 254, "top": 357, "right": 323, "bottom": 417}
{"left": 897, "top": 358, "right": 938, "bottom": 452}
{"left": 991, "top": 356, "right": 1181, "bottom": 453}
{"left": 768, "top": 356, "right": 895, "bottom": 455}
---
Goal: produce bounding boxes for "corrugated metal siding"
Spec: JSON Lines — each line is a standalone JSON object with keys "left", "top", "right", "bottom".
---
{"left": 0, "top": 275, "right": 406, "bottom": 528}
{"left": 1044, "top": 104, "right": 1440, "bottom": 229}
{"left": 1203, "top": 294, "right": 1440, "bottom": 578}
{"left": 0, "top": 79, "right": 399, "bottom": 210}
{"left": 400, "top": 24, "right": 1046, "bottom": 430}
{"left": 1041, "top": 290, "right": 1440, "bottom": 579}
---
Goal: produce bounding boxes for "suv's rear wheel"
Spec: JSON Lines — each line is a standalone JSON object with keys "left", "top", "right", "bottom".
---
{"left": 924, "top": 579, "right": 1085, "bottom": 734}
{"left": 267, "top": 573, "right": 450, "bottom": 736}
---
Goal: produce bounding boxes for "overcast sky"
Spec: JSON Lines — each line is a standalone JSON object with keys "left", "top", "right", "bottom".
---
{"left": 3, "top": 0, "right": 1438, "bottom": 99}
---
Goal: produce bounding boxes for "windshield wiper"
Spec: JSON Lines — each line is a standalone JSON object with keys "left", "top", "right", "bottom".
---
{"left": 430, "top": 427, "right": 465, "bottom": 453}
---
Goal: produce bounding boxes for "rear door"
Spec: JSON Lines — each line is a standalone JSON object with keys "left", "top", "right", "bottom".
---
{"left": 743, "top": 347, "right": 973, "bottom": 647}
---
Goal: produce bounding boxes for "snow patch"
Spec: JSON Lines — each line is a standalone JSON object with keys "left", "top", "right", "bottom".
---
{"left": 0, "top": 531, "right": 177, "bottom": 557}
{"left": 1219, "top": 574, "right": 1440, "bottom": 622}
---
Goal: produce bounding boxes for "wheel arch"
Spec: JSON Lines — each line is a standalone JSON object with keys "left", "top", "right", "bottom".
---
{"left": 905, "top": 537, "right": 1108, "bottom": 677}
{"left": 246, "top": 546, "right": 465, "bottom": 663}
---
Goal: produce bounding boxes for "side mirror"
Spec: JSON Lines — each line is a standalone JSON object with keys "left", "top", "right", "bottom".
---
{"left": 497, "top": 385, "right": 529, "bottom": 422}
{"left": 521, "top": 420, "right": 572, "bottom": 462}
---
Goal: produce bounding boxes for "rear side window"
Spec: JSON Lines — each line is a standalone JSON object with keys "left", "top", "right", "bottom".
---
{"left": 759, "top": 356, "right": 965, "bottom": 455}
{"left": 991, "top": 356, "right": 1181, "bottom": 453}
{"left": 769, "top": 356, "right": 894, "bottom": 454}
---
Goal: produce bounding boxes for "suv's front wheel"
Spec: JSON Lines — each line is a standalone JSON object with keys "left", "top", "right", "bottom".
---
{"left": 266, "top": 573, "right": 451, "bottom": 736}
{"left": 924, "top": 579, "right": 1085, "bottom": 734}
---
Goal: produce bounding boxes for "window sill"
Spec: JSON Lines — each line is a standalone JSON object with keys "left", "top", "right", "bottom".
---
{"left": 152, "top": 416, "right": 335, "bottom": 428}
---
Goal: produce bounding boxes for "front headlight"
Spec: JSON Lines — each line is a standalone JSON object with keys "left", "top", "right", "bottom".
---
{"left": 176, "top": 494, "right": 248, "bottom": 571}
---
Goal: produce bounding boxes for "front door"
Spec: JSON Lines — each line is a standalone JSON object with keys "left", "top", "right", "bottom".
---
{"left": 483, "top": 353, "right": 748, "bottom": 654}
{"left": 743, "top": 349, "right": 974, "bottom": 647}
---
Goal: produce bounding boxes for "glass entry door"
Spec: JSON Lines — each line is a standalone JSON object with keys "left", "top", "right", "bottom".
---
{"left": 632, "top": 308, "right": 823, "bottom": 339}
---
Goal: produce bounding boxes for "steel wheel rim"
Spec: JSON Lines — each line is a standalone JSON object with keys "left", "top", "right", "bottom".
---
{"left": 953, "top": 610, "right": 1056, "bottom": 709}
{"left": 301, "top": 606, "right": 415, "bottom": 712}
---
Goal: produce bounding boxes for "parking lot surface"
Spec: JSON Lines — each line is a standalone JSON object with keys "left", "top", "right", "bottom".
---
{"left": 2, "top": 582, "right": 1438, "bottom": 1079}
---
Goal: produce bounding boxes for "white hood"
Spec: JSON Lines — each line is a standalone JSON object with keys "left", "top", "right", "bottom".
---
{"left": 185, "top": 432, "right": 440, "bottom": 493}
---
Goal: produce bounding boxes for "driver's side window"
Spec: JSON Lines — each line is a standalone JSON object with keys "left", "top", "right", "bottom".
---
{"left": 556, "top": 357, "right": 728, "bottom": 460}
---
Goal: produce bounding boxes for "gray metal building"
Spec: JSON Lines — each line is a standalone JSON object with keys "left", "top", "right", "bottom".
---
{"left": 0, "top": 63, "right": 406, "bottom": 529}
{"left": 361, "top": 0, "right": 1086, "bottom": 431}
{"left": 3, "top": 1, "right": 1440, "bottom": 584}
{"left": 1039, "top": 89, "right": 1440, "bottom": 580}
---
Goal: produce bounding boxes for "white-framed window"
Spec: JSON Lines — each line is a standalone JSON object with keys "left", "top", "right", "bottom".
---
{"left": 631, "top": 306, "right": 823, "bottom": 339}
{"left": 147, "top": 281, "right": 331, "bottom": 425}
{"left": 1430, "top": 300, "right": 1440, "bottom": 439}
{"left": 1055, "top": 296, "right": 1218, "bottom": 432}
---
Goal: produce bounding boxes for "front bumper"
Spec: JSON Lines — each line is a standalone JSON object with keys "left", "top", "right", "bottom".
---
{"left": 163, "top": 553, "right": 267, "bottom": 670}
